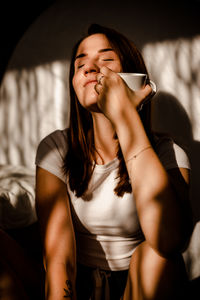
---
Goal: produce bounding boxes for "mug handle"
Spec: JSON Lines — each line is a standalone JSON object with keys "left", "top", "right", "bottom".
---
{"left": 137, "top": 80, "right": 157, "bottom": 111}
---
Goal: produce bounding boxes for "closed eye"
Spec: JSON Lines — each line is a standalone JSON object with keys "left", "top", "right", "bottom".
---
{"left": 103, "top": 58, "right": 114, "bottom": 61}
{"left": 77, "top": 64, "right": 84, "bottom": 69}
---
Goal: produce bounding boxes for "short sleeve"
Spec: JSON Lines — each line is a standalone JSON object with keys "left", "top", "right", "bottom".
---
{"left": 155, "top": 137, "right": 190, "bottom": 170}
{"left": 35, "top": 129, "right": 68, "bottom": 183}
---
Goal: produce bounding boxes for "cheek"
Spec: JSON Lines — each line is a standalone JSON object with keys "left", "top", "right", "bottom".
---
{"left": 114, "top": 61, "right": 123, "bottom": 73}
{"left": 107, "top": 61, "right": 122, "bottom": 73}
{"left": 72, "top": 76, "right": 77, "bottom": 92}
{"left": 72, "top": 76, "right": 82, "bottom": 98}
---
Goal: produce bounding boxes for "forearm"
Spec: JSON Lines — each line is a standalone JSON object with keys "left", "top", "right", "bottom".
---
{"left": 45, "top": 259, "right": 76, "bottom": 300}
{"left": 114, "top": 105, "right": 189, "bottom": 255}
{"left": 44, "top": 234, "right": 77, "bottom": 300}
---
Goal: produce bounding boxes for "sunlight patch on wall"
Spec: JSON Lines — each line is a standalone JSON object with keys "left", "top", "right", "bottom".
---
{"left": 142, "top": 35, "right": 200, "bottom": 141}
{"left": 0, "top": 61, "right": 69, "bottom": 168}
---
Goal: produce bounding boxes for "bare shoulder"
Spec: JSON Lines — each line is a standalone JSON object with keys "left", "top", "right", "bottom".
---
{"left": 36, "top": 166, "right": 68, "bottom": 199}
{"left": 35, "top": 166, "right": 72, "bottom": 233}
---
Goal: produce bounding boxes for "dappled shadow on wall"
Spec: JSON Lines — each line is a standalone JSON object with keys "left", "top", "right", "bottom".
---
{"left": 143, "top": 35, "right": 200, "bottom": 141}
{"left": 0, "top": 61, "right": 69, "bottom": 169}
{"left": 142, "top": 35, "right": 200, "bottom": 222}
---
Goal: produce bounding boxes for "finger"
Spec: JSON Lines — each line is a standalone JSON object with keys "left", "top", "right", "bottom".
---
{"left": 99, "top": 66, "right": 114, "bottom": 76}
{"left": 94, "top": 82, "right": 102, "bottom": 94}
{"left": 96, "top": 74, "right": 105, "bottom": 85}
{"left": 99, "top": 66, "right": 120, "bottom": 87}
{"left": 136, "top": 85, "right": 153, "bottom": 111}
{"left": 139, "top": 84, "right": 152, "bottom": 99}
{"left": 95, "top": 73, "right": 105, "bottom": 94}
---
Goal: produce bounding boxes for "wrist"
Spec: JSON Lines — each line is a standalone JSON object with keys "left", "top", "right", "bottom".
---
{"left": 114, "top": 105, "right": 150, "bottom": 158}
{"left": 110, "top": 99, "right": 137, "bottom": 129}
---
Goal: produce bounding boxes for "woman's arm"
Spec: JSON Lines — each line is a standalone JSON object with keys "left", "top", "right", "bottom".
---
{"left": 116, "top": 107, "right": 192, "bottom": 256}
{"left": 96, "top": 67, "right": 193, "bottom": 257}
{"left": 35, "top": 166, "right": 76, "bottom": 300}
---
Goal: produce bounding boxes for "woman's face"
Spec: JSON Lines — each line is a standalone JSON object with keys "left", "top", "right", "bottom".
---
{"left": 72, "top": 33, "right": 122, "bottom": 111}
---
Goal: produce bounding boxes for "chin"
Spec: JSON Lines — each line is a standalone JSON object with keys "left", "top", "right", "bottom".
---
{"left": 83, "top": 102, "right": 101, "bottom": 113}
{"left": 81, "top": 91, "right": 100, "bottom": 112}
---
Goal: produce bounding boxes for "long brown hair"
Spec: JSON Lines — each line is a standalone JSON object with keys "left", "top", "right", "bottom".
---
{"left": 63, "top": 24, "right": 154, "bottom": 197}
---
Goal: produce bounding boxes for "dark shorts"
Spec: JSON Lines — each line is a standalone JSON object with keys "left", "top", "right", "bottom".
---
{"left": 76, "top": 263, "right": 128, "bottom": 300}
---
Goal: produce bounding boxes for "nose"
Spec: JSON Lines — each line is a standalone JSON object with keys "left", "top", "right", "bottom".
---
{"left": 83, "top": 60, "right": 100, "bottom": 75}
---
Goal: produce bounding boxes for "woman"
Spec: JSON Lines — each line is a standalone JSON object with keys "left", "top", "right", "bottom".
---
{"left": 35, "top": 24, "right": 193, "bottom": 300}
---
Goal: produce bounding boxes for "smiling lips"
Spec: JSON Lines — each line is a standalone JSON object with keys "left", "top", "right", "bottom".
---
{"left": 84, "top": 80, "right": 98, "bottom": 87}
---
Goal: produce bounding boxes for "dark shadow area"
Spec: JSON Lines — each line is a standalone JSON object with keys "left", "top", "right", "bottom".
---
{"left": 0, "top": 0, "right": 200, "bottom": 82}
{"left": 189, "top": 276, "right": 200, "bottom": 299}
{"left": 0, "top": 222, "right": 45, "bottom": 300}
{"left": 5, "top": 221, "right": 43, "bottom": 264}
{"left": 0, "top": 0, "right": 56, "bottom": 83}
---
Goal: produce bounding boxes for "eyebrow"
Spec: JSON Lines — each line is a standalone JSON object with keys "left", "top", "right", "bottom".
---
{"left": 75, "top": 48, "right": 114, "bottom": 60}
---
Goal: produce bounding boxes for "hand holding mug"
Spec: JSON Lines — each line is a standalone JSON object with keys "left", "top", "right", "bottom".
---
{"left": 95, "top": 67, "right": 153, "bottom": 123}
{"left": 117, "top": 73, "right": 156, "bottom": 111}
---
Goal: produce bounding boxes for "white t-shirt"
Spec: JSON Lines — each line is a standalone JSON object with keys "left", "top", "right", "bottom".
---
{"left": 35, "top": 129, "right": 190, "bottom": 271}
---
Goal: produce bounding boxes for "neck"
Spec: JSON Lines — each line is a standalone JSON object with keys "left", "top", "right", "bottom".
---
{"left": 92, "top": 112, "right": 118, "bottom": 164}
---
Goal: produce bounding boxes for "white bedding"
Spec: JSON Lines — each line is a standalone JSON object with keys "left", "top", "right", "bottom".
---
{"left": 0, "top": 164, "right": 37, "bottom": 229}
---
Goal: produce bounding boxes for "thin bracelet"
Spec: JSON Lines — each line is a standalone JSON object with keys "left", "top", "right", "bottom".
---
{"left": 125, "top": 146, "right": 152, "bottom": 163}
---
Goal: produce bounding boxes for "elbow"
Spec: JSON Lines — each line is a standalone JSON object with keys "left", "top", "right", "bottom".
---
{"left": 154, "top": 220, "right": 194, "bottom": 258}
{"left": 157, "top": 239, "right": 188, "bottom": 259}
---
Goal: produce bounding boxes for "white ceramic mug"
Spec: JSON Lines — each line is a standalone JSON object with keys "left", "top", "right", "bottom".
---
{"left": 118, "top": 73, "right": 156, "bottom": 111}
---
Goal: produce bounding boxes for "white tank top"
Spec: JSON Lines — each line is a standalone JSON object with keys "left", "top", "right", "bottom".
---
{"left": 35, "top": 129, "right": 190, "bottom": 270}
